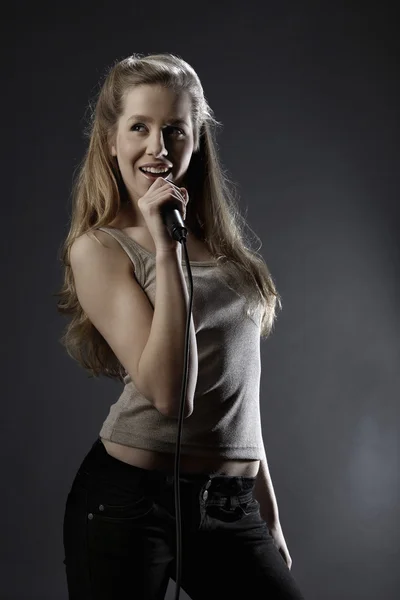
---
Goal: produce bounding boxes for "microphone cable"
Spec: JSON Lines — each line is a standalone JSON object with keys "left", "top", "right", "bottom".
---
{"left": 162, "top": 207, "right": 193, "bottom": 600}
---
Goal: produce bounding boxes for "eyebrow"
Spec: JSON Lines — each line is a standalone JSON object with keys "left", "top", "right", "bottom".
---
{"left": 127, "top": 114, "right": 189, "bottom": 127}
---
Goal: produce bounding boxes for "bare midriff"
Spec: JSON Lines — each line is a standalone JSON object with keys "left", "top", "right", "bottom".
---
{"left": 101, "top": 438, "right": 260, "bottom": 477}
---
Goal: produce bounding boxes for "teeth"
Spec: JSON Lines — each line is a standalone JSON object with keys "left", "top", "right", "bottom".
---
{"left": 141, "top": 167, "right": 170, "bottom": 174}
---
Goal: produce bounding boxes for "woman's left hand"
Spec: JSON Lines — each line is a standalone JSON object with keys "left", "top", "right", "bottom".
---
{"left": 269, "top": 522, "right": 293, "bottom": 570}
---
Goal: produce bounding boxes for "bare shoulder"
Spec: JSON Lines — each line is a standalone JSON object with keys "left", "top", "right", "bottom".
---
{"left": 71, "top": 228, "right": 124, "bottom": 254}
{"left": 68, "top": 228, "right": 157, "bottom": 405}
{"left": 70, "top": 229, "right": 133, "bottom": 272}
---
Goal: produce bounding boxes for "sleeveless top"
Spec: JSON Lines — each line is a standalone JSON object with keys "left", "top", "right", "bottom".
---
{"left": 97, "top": 227, "right": 265, "bottom": 460}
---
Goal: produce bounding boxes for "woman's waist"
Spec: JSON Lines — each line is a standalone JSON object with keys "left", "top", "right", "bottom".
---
{"left": 101, "top": 438, "right": 260, "bottom": 477}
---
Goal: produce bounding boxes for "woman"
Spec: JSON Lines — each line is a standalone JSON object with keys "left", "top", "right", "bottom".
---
{"left": 56, "top": 52, "right": 305, "bottom": 599}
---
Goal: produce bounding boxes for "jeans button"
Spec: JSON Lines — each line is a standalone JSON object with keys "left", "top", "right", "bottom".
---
{"left": 88, "top": 513, "right": 93, "bottom": 520}
{"left": 202, "top": 490, "right": 208, "bottom": 501}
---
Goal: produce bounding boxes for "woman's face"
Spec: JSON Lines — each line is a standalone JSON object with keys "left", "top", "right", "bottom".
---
{"left": 110, "top": 84, "right": 195, "bottom": 203}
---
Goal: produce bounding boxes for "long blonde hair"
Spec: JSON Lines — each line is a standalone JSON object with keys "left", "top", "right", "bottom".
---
{"left": 54, "top": 53, "right": 282, "bottom": 382}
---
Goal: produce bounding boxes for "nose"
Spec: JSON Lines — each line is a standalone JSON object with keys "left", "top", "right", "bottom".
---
{"left": 146, "top": 129, "right": 168, "bottom": 158}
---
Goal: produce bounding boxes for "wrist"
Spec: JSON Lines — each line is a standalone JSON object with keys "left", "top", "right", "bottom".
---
{"left": 155, "top": 244, "right": 182, "bottom": 258}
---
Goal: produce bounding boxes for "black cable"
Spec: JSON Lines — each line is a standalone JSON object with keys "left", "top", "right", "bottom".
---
{"left": 169, "top": 226, "right": 193, "bottom": 599}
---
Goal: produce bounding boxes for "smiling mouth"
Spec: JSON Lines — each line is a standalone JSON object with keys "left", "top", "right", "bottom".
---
{"left": 139, "top": 167, "right": 173, "bottom": 180}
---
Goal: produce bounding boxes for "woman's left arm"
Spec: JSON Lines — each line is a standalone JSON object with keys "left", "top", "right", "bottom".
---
{"left": 253, "top": 447, "right": 293, "bottom": 569}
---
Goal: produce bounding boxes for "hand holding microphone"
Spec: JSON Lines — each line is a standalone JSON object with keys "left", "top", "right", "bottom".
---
{"left": 138, "top": 178, "right": 189, "bottom": 253}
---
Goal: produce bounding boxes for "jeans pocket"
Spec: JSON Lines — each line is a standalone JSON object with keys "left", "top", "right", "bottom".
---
{"left": 86, "top": 481, "right": 154, "bottom": 523}
{"left": 89, "top": 495, "right": 154, "bottom": 522}
{"left": 85, "top": 488, "right": 155, "bottom": 561}
{"left": 207, "top": 490, "right": 259, "bottom": 523}
{"left": 238, "top": 496, "right": 260, "bottom": 516}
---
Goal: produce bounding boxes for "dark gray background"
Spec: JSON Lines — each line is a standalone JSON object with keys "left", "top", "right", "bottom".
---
{"left": 4, "top": 0, "right": 399, "bottom": 598}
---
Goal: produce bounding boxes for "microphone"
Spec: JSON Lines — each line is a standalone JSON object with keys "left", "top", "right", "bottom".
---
{"left": 161, "top": 202, "right": 188, "bottom": 243}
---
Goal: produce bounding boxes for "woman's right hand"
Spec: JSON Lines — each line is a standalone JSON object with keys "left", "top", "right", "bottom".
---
{"left": 137, "top": 177, "right": 189, "bottom": 254}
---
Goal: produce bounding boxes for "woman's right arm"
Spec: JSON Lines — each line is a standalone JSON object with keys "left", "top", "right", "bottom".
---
{"left": 70, "top": 231, "right": 198, "bottom": 419}
{"left": 140, "top": 246, "right": 198, "bottom": 418}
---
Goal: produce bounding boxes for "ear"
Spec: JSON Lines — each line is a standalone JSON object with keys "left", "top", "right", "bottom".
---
{"left": 107, "top": 131, "right": 117, "bottom": 157}
{"left": 110, "top": 141, "right": 117, "bottom": 157}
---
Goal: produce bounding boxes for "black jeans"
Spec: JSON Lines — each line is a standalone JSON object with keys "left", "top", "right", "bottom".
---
{"left": 63, "top": 437, "right": 305, "bottom": 599}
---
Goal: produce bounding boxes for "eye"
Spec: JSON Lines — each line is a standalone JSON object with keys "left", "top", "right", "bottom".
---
{"left": 166, "top": 126, "right": 186, "bottom": 137}
{"left": 131, "top": 123, "right": 147, "bottom": 132}
{"left": 130, "top": 123, "right": 185, "bottom": 137}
